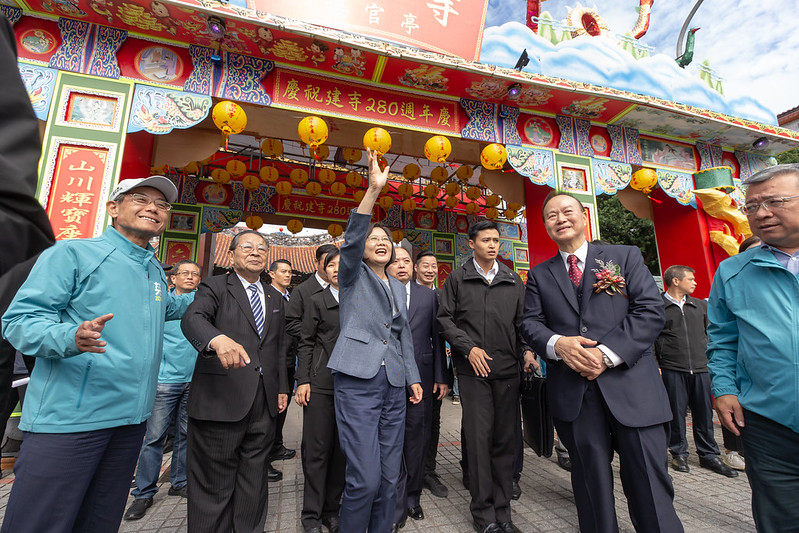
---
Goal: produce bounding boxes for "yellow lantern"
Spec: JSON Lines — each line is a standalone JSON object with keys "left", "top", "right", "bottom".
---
{"left": 245, "top": 215, "right": 263, "bottom": 230}
{"left": 480, "top": 144, "right": 508, "bottom": 170}
{"left": 381, "top": 183, "right": 390, "bottom": 195}
{"left": 212, "top": 100, "right": 247, "bottom": 136}
{"left": 298, "top": 116, "right": 329, "bottom": 148}
{"left": 485, "top": 194, "right": 501, "bottom": 207}
{"left": 465, "top": 202, "right": 479, "bottom": 215}
{"left": 184, "top": 161, "right": 199, "bottom": 174}
{"left": 444, "top": 196, "right": 459, "bottom": 208}
{"left": 391, "top": 229, "right": 404, "bottom": 243}
{"left": 242, "top": 174, "right": 260, "bottom": 191}
{"left": 287, "top": 219, "right": 303, "bottom": 234}
{"left": 150, "top": 164, "right": 168, "bottom": 175}
{"left": 424, "top": 136, "right": 452, "bottom": 163}
{"left": 398, "top": 183, "right": 414, "bottom": 198}
{"left": 455, "top": 165, "right": 474, "bottom": 182}
{"left": 445, "top": 182, "right": 460, "bottom": 197}
{"left": 305, "top": 182, "right": 322, "bottom": 197}
{"left": 199, "top": 155, "right": 213, "bottom": 165}
{"left": 329, "top": 182, "right": 346, "bottom": 197}
{"left": 507, "top": 201, "right": 522, "bottom": 212}
{"left": 290, "top": 168, "right": 309, "bottom": 186}
{"left": 363, "top": 127, "right": 392, "bottom": 155}
{"left": 504, "top": 208, "right": 518, "bottom": 219}
{"left": 226, "top": 160, "right": 246, "bottom": 177}
{"left": 423, "top": 184, "right": 439, "bottom": 198}
{"left": 259, "top": 165, "right": 279, "bottom": 183}
{"left": 275, "top": 181, "right": 292, "bottom": 195}
{"left": 328, "top": 223, "right": 343, "bottom": 238}
{"left": 353, "top": 190, "right": 366, "bottom": 203}
{"left": 423, "top": 197, "right": 439, "bottom": 210}
{"left": 403, "top": 164, "right": 421, "bottom": 181}
{"left": 261, "top": 138, "right": 283, "bottom": 157}
{"left": 311, "top": 145, "right": 330, "bottom": 161}
{"left": 378, "top": 196, "right": 394, "bottom": 210}
{"left": 342, "top": 147, "right": 362, "bottom": 163}
{"left": 402, "top": 198, "right": 416, "bottom": 212}
{"left": 317, "top": 168, "right": 336, "bottom": 185}
{"left": 466, "top": 186, "right": 481, "bottom": 201}
{"left": 346, "top": 171, "right": 362, "bottom": 188}
{"left": 485, "top": 207, "right": 499, "bottom": 219}
{"left": 211, "top": 168, "right": 231, "bottom": 184}
{"left": 630, "top": 168, "right": 658, "bottom": 194}
{"left": 430, "top": 166, "right": 449, "bottom": 184}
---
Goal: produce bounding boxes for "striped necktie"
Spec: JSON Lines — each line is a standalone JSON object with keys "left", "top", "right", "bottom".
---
{"left": 248, "top": 284, "right": 264, "bottom": 336}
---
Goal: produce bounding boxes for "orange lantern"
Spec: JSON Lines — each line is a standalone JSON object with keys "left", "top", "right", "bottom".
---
{"left": 226, "top": 160, "right": 246, "bottom": 177}
{"left": 430, "top": 166, "right": 449, "bottom": 184}
{"left": 261, "top": 138, "right": 283, "bottom": 157}
{"left": 199, "top": 155, "right": 213, "bottom": 165}
{"left": 480, "top": 143, "right": 507, "bottom": 170}
{"left": 150, "top": 164, "right": 168, "bottom": 175}
{"left": 485, "top": 207, "right": 499, "bottom": 219}
{"left": 329, "top": 182, "right": 346, "bottom": 197}
{"left": 485, "top": 194, "right": 501, "bottom": 207}
{"left": 184, "top": 161, "right": 199, "bottom": 174}
{"left": 242, "top": 174, "right": 260, "bottom": 191}
{"left": 346, "top": 171, "right": 362, "bottom": 188}
{"left": 212, "top": 101, "right": 247, "bottom": 149}
{"left": 298, "top": 116, "right": 329, "bottom": 148}
{"left": 311, "top": 145, "right": 330, "bottom": 161}
{"left": 403, "top": 164, "right": 421, "bottom": 181}
{"left": 398, "top": 183, "right": 414, "bottom": 198}
{"left": 445, "top": 182, "right": 460, "bottom": 197}
{"left": 275, "top": 181, "right": 292, "bottom": 195}
{"left": 211, "top": 168, "right": 231, "bottom": 184}
{"left": 245, "top": 215, "right": 263, "bottom": 230}
{"left": 290, "top": 168, "right": 309, "bottom": 186}
{"left": 381, "top": 183, "right": 390, "bottom": 195}
{"left": 342, "top": 147, "right": 362, "bottom": 163}
{"left": 287, "top": 219, "right": 303, "bottom": 234}
{"left": 423, "top": 184, "right": 439, "bottom": 198}
{"left": 424, "top": 136, "right": 452, "bottom": 163}
{"left": 391, "top": 229, "right": 404, "bottom": 243}
{"left": 465, "top": 186, "right": 481, "bottom": 201}
{"left": 423, "top": 197, "right": 439, "bottom": 210}
{"left": 259, "top": 165, "right": 279, "bottom": 183}
{"left": 328, "top": 223, "right": 343, "bottom": 238}
{"left": 444, "top": 196, "right": 459, "bottom": 208}
{"left": 363, "top": 127, "right": 392, "bottom": 155}
{"left": 305, "top": 182, "right": 322, "bottom": 196}
{"left": 507, "top": 201, "right": 522, "bottom": 212}
{"left": 465, "top": 202, "right": 479, "bottom": 215}
{"left": 378, "top": 196, "right": 394, "bottom": 210}
{"left": 317, "top": 168, "right": 336, "bottom": 185}
{"left": 353, "top": 190, "right": 366, "bottom": 203}
{"left": 504, "top": 208, "right": 518, "bottom": 219}
{"left": 630, "top": 168, "right": 658, "bottom": 194}
{"left": 455, "top": 165, "right": 474, "bottom": 182}
{"left": 402, "top": 198, "right": 416, "bottom": 212}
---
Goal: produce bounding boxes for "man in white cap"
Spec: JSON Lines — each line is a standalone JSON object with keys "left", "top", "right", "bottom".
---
{"left": 1, "top": 176, "right": 192, "bottom": 533}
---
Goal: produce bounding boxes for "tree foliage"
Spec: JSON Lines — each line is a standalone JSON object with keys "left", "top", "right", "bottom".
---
{"left": 596, "top": 194, "right": 660, "bottom": 274}
{"left": 776, "top": 147, "right": 799, "bottom": 164}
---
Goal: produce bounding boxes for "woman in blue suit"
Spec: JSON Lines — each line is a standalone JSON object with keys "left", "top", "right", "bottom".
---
{"left": 327, "top": 148, "right": 422, "bottom": 533}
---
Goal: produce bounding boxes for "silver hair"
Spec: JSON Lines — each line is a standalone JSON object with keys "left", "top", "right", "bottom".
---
{"left": 743, "top": 163, "right": 799, "bottom": 186}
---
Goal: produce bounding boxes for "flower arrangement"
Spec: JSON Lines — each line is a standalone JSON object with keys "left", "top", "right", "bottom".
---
{"left": 591, "top": 259, "right": 627, "bottom": 297}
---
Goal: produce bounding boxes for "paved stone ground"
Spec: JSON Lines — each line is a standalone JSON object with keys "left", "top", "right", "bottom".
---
{"left": 0, "top": 399, "right": 754, "bottom": 532}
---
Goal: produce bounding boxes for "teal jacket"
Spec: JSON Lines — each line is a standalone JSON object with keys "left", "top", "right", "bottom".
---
{"left": 707, "top": 246, "right": 799, "bottom": 432}
{"left": 1, "top": 227, "right": 191, "bottom": 433}
{"left": 159, "top": 290, "right": 197, "bottom": 384}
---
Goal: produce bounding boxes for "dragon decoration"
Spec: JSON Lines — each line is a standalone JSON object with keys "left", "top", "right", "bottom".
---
{"left": 526, "top": 0, "right": 653, "bottom": 39}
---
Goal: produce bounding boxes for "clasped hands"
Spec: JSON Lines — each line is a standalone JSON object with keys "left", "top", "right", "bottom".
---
{"left": 554, "top": 336, "right": 607, "bottom": 380}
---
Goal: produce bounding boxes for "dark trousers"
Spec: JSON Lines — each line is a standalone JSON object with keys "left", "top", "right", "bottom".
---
{"left": 424, "top": 395, "right": 442, "bottom": 475}
{"left": 187, "top": 382, "right": 274, "bottom": 533}
{"left": 334, "top": 367, "right": 406, "bottom": 533}
{"left": 661, "top": 370, "right": 720, "bottom": 458}
{"left": 0, "top": 423, "right": 146, "bottom": 533}
{"left": 741, "top": 409, "right": 799, "bottom": 533}
{"left": 394, "top": 394, "right": 432, "bottom": 524}
{"left": 273, "top": 365, "right": 295, "bottom": 450}
{"left": 301, "top": 391, "right": 345, "bottom": 530}
{"left": 556, "top": 380, "right": 682, "bottom": 533}
{"left": 459, "top": 374, "right": 519, "bottom": 526}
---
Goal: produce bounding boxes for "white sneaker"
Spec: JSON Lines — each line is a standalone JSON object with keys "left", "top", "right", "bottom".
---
{"left": 723, "top": 451, "right": 746, "bottom": 471}
{"left": 452, "top": 395, "right": 460, "bottom": 405}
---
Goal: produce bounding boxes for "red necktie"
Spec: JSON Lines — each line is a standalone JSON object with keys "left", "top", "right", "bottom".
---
{"left": 567, "top": 254, "right": 582, "bottom": 286}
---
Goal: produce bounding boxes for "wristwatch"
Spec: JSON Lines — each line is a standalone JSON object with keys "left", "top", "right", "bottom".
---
{"left": 602, "top": 352, "right": 614, "bottom": 368}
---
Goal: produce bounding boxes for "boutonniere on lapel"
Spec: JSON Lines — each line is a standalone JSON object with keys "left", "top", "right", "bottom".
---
{"left": 591, "top": 259, "right": 627, "bottom": 298}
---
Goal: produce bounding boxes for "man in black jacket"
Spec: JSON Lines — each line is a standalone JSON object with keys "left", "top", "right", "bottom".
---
{"left": 438, "top": 220, "right": 537, "bottom": 533}
{"left": 655, "top": 265, "right": 736, "bottom": 478}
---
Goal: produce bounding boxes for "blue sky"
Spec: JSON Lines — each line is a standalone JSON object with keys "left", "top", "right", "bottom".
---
{"left": 484, "top": 1, "right": 798, "bottom": 117}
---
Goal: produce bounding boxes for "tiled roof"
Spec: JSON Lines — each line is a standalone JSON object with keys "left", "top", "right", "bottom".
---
{"left": 213, "top": 233, "right": 340, "bottom": 273}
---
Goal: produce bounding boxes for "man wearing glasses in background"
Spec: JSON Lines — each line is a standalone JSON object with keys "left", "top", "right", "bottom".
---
{"left": 707, "top": 163, "right": 799, "bottom": 532}
{"left": 1, "top": 176, "right": 191, "bottom": 533}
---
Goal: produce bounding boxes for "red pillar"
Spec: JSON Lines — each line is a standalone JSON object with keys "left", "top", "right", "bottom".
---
{"left": 120, "top": 131, "right": 155, "bottom": 180}
{"left": 524, "top": 179, "right": 558, "bottom": 266}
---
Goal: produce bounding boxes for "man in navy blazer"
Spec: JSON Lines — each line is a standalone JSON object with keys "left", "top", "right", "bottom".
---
{"left": 521, "top": 192, "right": 682, "bottom": 533}
{"left": 388, "top": 246, "right": 447, "bottom": 530}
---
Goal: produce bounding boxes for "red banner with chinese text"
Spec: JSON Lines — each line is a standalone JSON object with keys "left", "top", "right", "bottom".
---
{"left": 47, "top": 145, "right": 109, "bottom": 240}
{"left": 246, "top": 0, "right": 488, "bottom": 61}
{"left": 271, "top": 194, "right": 360, "bottom": 221}
{"left": 272, "top": 70, "right": 461, "bottom": 135}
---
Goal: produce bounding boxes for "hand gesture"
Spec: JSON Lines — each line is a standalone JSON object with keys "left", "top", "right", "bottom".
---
{"left": 468, "top": 346, "right": 492, "bottom": 378}
{"left": 409, "top": 383, "right": 423, "bottom": 404}
{"left": 209, "top": 335, "right": 250, "bottom": 369}
{"left": 75, "top": 313, "right": 114, "bottom": 353}
{"left": 278, "top": 393, "right": 288, "bottom": 413}
{"left": 366, "top": 147, "right": 389, "bottom": 192}
{"left": 433, "top": 382, "right": 449, "bottom": 400}
{"left": 295, "top": 383, "right": 311, "bottom": 406}
{"left": 554, "top": 336, "right": 602, "bottom": 376}
{"left": 522, "top": 350, "right": 539, "bottom": 373}
{"left": 715, "top": 394, "right": 745, "bottom": 435}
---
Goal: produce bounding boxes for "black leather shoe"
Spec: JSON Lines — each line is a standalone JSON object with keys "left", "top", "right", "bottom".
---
{"left": 473, "top": 522, "right": 502, "bottom": 533}
{"left": 423, "top": 473, "right": 449, "bottom": 498}
{"left": 699, "top": 455, "right": 739, "bottom": 478}
{"left": 123, "top": 498, "right": 153, "bottom": 521}
{"left": 168, "top": 485, "right": 188, "bottom": 497}
{"left": 305, "top": 527, "right": 323, "bottom": 533}
{"left": 511, "top": 480, "right": 521, "bottom": 500}
{"left": 268, "top": 465, "right": 283, "bottom": 482}
{"left": 269, "top": 445, "right": 297, "bottom": 461}
{"left": 407, "top": 505, "right": 424, "bottom": 520}
{"left": 557, "top": 455, "right": 572, "bottom": 472}
{"left": 499, "top": 522, "right": 521, "bottom": 533}
{"left": 671, "top": 455, "right": 690, "bottom": 473}
{"left": 390, "top": 525, "right": 398, "bottom": 533}
{"left": 322, "top": 515, "right": 340, "bottom": 533}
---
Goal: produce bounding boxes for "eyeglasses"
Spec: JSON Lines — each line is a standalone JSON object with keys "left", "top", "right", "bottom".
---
{"left": 175, "top": 270, "right": 200, "bottom": 278}
{"left": 741, "top": 195, "right": 799, "bottom": 215}
{"left": 367, "top": 236, "right": 392, "bottom": 244}
{"left": 123, "top": 192, "right": 172, "bottom": 211}
{"left": 237, "top": 243, "right": 268, "bottom": 254}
